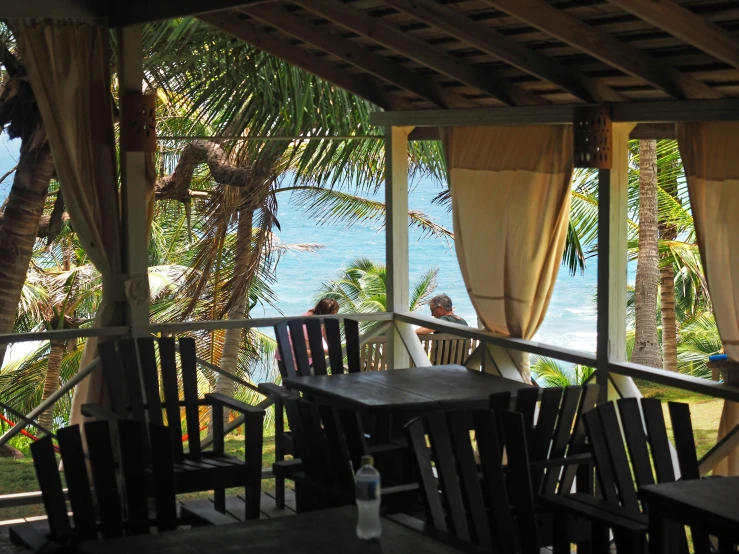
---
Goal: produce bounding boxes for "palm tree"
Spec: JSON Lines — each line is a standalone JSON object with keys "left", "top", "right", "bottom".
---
{"left": 530, "top": 356, "right": 594, "bottom": 387}
{"left": 317, "top": 257, "right": 438, "bottom": 333}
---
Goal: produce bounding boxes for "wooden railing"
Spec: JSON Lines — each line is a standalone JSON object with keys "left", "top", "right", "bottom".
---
{"left": 360, "top": 333, "right": 479, "bottom": 371}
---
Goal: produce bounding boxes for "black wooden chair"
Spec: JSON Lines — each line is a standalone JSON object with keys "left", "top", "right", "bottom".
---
{"left": 273, "top": 394, "right": 415, "bottom": 514}
{"left": 261, "top": 317, "right": 362, "bottom": 509}
{"left": 404, "top": 405, "right": 545, "bottom": 554}
{"left": 82, "top": 337, "right": 266, "bottom": 520}
{"left": 11, "top": 420, "right": 176, "bottom": 552}
{"left": 544, "top": 397, "right": 708, "bottom": 554}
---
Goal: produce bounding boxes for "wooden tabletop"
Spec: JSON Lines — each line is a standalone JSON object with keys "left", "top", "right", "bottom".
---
{"left": 639, "top": 476, "right": 739, "bottom": 532}
{"left": 78, "top": 506, "right": 475, "bottom": 554}
{"left": 283, "top": 365, "right": 535, "bottom": 414}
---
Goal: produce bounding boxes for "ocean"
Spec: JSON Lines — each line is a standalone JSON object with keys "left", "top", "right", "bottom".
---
{"left": 1, "top": 134, "right": 602, "bottom": 357}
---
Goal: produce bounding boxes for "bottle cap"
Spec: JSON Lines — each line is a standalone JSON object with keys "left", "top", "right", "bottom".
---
{"left": 361, "top": 455, "right": 374, "bottom": 467}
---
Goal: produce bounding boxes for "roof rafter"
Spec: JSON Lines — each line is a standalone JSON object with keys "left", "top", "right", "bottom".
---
{"left": 241, "top": 4, "right": 478, "bottom": 109}
{"left": 606, "top": 0, "right": 739, "bottom": 70}
{"left": 290, "top": 0, "right": 548, "bottom": 107}
{"left": 198, "top": 12, "right": 409, "bottom": 110}
{"left": 484, "top": 0, "right": 723, "bottom": 101}
{"left": 384, "top": 0, "right": 624, "bottom": 103}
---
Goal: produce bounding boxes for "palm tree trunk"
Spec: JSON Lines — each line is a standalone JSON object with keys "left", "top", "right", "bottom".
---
{"left": 38, "top": 340, "right": 64, "bottom": 431}
{"left": 212, "top": 198, "right": 253, "bottom": 428}
{"left": 660, "top": 264, "right": 678, "bottom": 371}
{"left": 631, "top": 140, "right": 662, "bottom": 369}
{"left": 0, "top": 143, "right": 54, "bottom": 367}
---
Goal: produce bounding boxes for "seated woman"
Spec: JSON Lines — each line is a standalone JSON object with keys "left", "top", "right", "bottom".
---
{"left": 276, "top": 297, "right": 340, "bottom": 368}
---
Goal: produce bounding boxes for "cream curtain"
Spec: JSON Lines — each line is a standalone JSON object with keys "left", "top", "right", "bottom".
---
{"left": 17, "top": 22, "right": 129, "bottom": 424}
{"left": 445, "top": 125, "right": 573, "bottom": 383}
{"left": 677, "top": 122, "right": 739, "bottom": 476}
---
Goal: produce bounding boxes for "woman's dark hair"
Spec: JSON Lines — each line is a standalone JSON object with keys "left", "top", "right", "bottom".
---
{"left": 313, "top": 297, "right": 340, "bottom": 315}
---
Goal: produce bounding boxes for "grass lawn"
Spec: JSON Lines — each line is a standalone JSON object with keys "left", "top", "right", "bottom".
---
{"left": 0, "top": 436, "right": 279, "bottom": 522}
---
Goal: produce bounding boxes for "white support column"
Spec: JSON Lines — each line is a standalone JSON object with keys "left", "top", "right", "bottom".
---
{"left": 608, "top": 123, "right": 641, "bottom": 399}
{"left": 118, "top": 26, "right": 151, "bottom": 337}
{"left": 385, "top": 126, "right": 413, "bottom": 369}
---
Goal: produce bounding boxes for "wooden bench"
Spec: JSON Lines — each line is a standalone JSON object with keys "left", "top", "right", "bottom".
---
{"left": 360, "top": 333, "right": 478, "bottom": 371}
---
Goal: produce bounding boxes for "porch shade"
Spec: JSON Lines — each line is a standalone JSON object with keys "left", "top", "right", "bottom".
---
{"left": 444, "top": 125, "right": 573, "bottom": 383}
{"left": 16, "top": 23, "right": 151, "bottom": 424}
{"left": 677, "top": 122, "right": 739, "bottom": 476}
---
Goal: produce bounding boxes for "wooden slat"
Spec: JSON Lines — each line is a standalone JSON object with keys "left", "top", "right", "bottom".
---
{"left": 241, "top": 3, "right": 474, "bottom": 109}
{"left": 485, "top": 0, "right": 722, "bottom": 100}
{"left": 157, "top": 337, "right": 185, "bottom": 459}
{"left": 641, "top": 398, "right": 676, "bottom": 483}
{"left": 198, "top": 12, "right": 404, "bottom": 110}
{"left": 117, "top": 338, "right": 147, "bottom": 426}
{"left": 582, "top": 409, "right": 620, "bottom": 505}
{"left": 85, "top": 421, "right": 124, "bottom": 539}
{"left": 30, "top": 435, "right": 72, "bottom": 541}
{"left": 344, "top": 319, "right": 361, "bottom": 374}
{"left": 304, "top": 319, "right": 327, "bottom": 376}
{"left": 56, "top": 426, "right": 97, "bottom": 542}
{"left": 616, "top": 398, "right": 655, "bottom": 489}
{"left": 385, "top": 0, "right": 623, "bottom": 103}
{"left": 405, "top": 418, "right": 447, "bottom": 532}
{"left": 149, "top": 423, "right": 178, "bottom": 531}
{"left": 608, "top": 0, "right": 739, "bottom": 70}
{"left": 324, "top": 318, "right": 344, "bottom": 375}
{"left": 288, "top": 320, "right": 311, "bottom": 377}
{"left": 514, "top": 387, "right": 538, "bottom": 440}
{"left": 667, "top": 402, "right": 700, "bottom": 481}
{"left": 117, "top": 420, "right": 149, "bottom": 534}
{"left": 293, "top": 0, "right": 547, "bottom": 106}
{"left": 274, "top": 322, "right": 298, "bottom": 379}
{"left": 446, "top": 411, "right": 493, "bottom": 552}
{"left": 543, "top": 385, "right": 581, "bottom": 494}
{"left": 178, "top": 337, "right": 202, "bottom": 457}
{"left": 97, "top": 341, "right": 127, "bottom": 416}
{"left": 136, "top": 338, "right": 163, "bottom": 426}
{"left": 425, "top": 412, "right": 470, "bottom": 542}
{"left": 598, "top": 402, "right": 640, "bottom": 512}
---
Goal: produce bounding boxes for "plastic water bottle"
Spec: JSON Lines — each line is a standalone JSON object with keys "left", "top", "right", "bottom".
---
{"left": 355, "top": 454, "right": 382, "bottom": 540}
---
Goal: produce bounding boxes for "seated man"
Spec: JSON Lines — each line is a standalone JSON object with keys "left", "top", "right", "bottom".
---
{"left": 416, "top": 293, "right": 469, "bottom": 334}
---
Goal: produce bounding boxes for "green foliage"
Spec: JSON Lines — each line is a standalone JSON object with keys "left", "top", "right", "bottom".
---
{"left": 530, "top": 356, "right": 594, "bottom": 387}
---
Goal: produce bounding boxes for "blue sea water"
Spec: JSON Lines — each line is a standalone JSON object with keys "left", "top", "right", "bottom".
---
{"left": 0, "top": 133, "right": 603, "bottom": 356}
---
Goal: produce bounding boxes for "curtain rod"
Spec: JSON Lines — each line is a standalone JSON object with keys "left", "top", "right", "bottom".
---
{"left": 157, "top": 135, "right": 385, "bottom": 141}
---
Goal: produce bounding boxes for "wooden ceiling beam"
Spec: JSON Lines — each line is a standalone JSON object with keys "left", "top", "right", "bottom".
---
{"left": 241, "top": 4, "right": 476, "bottom": 109}
{"left": 291, "top": 0, "right": 547, "bottom": 107}
{"left": 606, "top": 0, "right": 739, "bottom": 70}
{"left": 198, "top": 12, "right": 408, "bottom": 110}
{"left": 484, "top": 0, "right": 722, "bottom": 101}
{"left": 383, "top": 0, "right": 623, "bottom": 103}
{"left": 109, "top": 0, "right": 277, "bottom": 26}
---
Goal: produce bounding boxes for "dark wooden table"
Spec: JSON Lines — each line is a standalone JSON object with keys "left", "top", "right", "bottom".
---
{"left": 78, "top": 506, "right": 478, "bottom": 554}
{"left": 640, "top": 477, "right": 739, "bottom": 554}
{"left": 283, "top": 365, "right": 535, "bottom": 414}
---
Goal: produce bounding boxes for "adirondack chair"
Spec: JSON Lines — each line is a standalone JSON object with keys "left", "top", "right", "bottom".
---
{"left": 82, "top": 337, "right": 266, "bottom": 521}
{"left": 272, "top": 394, "right": 415, "bottom": 514}
{"left": 404, "top": 405, "right": 543, "bottom": 554}
{"left": 544, "top": 398, "right": 708, "bottom": 554}
{"left": 263, "top": 317, "right": 362, "bottom": 509}
{"left": 11, "top": 420, "right": 176, "bottom": 552}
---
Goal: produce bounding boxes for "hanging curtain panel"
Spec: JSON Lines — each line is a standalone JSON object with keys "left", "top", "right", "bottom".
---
{"left": 17, "top": 22, "right": 128, "bottom": 423}
{"left": 445, "top": 125, "right": 573, "bottom": 383}
{"left": 677, "top": 122, "right": 739, "bottom": 476}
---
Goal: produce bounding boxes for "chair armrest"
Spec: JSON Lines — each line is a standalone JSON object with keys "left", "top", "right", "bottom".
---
{"left": 81, "top": 403, "right": 123, "bottom": 421}
{"left": 205, "top": 393, "right": 265, "bottom": 414}
{"left": 386, "top": 514, "right": 486, "bottom": 553}
{"left": 257, "top": 382, "right": 297, "bottom": 400}
{"left": 382, "top": 483, "right": 419, "bottom": 496}
{"left": 273, "top": 458, "right": 304, "bottom": 477}
{"left": 530, "top": 452, "right": 592, "bottom": 469}
{"left": 541, "top": 493, "right": 647, "bottom": 531}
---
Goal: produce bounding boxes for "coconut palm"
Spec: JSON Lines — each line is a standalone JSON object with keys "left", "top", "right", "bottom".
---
{"left": 530, "top": 356, "right": 594, "bottom": 387}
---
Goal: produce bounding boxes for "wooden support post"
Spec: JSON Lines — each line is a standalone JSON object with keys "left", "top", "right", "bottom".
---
{"left": 385, "top": 126, "right": 413, "bottom": 369}
{"left": 609, "top": 123, "right": 642, "bottom": 400}
{"left": 118, "top": 25, "right": 151, "bottom": 337}
{"left": 596, "top": 168, "right": 611, "bottom": 405}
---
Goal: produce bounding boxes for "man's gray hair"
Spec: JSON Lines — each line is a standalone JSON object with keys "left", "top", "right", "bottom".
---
{"left": 428, "top": 293, "right": 453, "bottom": 311}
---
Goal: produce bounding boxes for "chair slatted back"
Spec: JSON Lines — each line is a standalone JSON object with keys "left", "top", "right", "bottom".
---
{"left": 584, "top": 398, "right": 704, "bottom": 553}
{"left": 32, "top": 420, "right": 178, "bottom": 547}
{"left": 275, "top": 317, "right": 363, "bottom": 378}
{"left": 157, "top": 337, "right": 185, "bottom": 459}
{"left": 97, "top": 340, "right": 129, "bottom": 417}
{"left": 178, "top": 337, "right": 202, "bottom": 457}
{"left": 556, "top": 383, "right": 599, "bottom": 494}
{"left": 406, "top": 407, "right": 539, "bottom": 554}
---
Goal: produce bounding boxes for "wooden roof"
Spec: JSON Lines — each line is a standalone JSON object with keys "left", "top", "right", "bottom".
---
{"left": 5, "top": 0, "right": 739, "bottom": 113}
